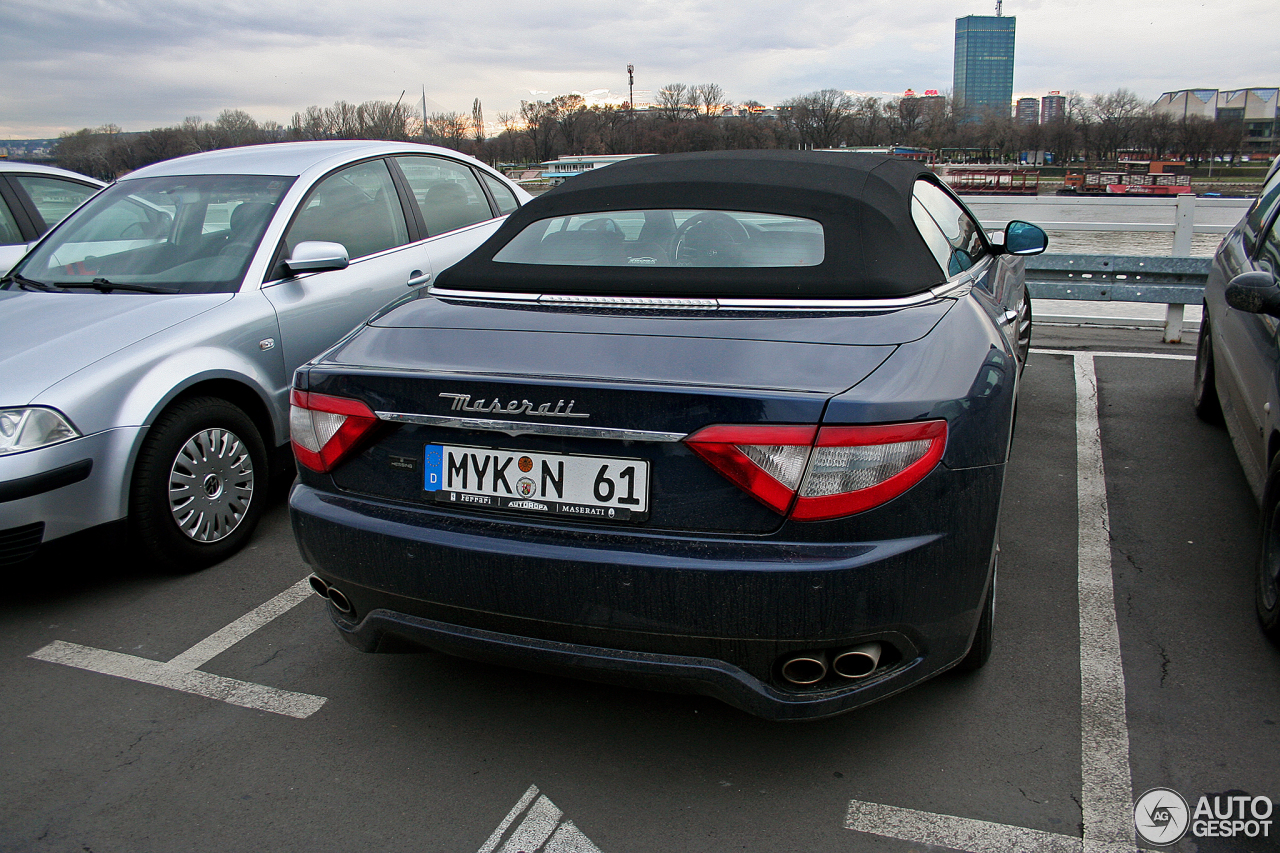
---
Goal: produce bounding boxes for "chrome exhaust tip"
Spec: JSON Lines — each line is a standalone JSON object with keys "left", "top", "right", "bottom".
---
{"left": 326, "top": 586, "right": 354, "bottom": 615}
{"left": 307, "top": 574, "right": 354, "bottom": 615}
{"left": 831, "top": 642, "right": 882, "bottom": 679}
{"left": 780, "top": 651, "right": 829, "bottom": 685}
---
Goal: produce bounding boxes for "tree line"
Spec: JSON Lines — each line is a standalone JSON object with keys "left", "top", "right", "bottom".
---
{"left": 52, "top": 86, "right": 1257, "bottom": 181}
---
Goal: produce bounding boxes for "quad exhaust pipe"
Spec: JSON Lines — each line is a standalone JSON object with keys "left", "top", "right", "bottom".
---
{"left": 780, "top": 651, "right": 829, "bottom": 685}
{"left": 308, "top": 574, "right": 354, "bottom": 615}
{"left": 780, "top": 642, "right": 883, "bottom": 685}
{"left": 831, "top": 642, "right": 882, "bottom": 679}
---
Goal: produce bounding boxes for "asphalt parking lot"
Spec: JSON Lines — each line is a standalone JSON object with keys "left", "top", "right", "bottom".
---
{"left": 2, "top": 325, "right": 1278, "bottom": 853}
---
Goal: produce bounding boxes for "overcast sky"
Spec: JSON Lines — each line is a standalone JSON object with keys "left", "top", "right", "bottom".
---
{"left": 2, "top": 0, "right": 1278, "bottom": 139}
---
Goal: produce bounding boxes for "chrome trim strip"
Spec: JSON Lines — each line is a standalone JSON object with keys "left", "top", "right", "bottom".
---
{"left": 428, "top": 285, "right": 954, "bottom": 311}
{"left": 716, "top": 291, "right": 941, "bottom": 310}
{"left": 541, "top": 293, "right": 719, "bottom": 308}
{"left": 430, "top": 286, "right": 544, "bottom": 302}
{"left": 375, "top": 411, "right": 686, "bottom": 442}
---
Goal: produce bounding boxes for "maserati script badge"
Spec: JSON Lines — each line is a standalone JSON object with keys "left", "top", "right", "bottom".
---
{"left": 438, "top": 393, "right": 589, "bottom": 419}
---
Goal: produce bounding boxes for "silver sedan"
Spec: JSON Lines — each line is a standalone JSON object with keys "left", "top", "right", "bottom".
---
{"left": 0, "top": 140, "right": 530, "bottom": 571}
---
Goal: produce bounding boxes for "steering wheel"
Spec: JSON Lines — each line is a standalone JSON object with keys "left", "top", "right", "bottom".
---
{"left": 672, "top": 212, "right": 750, "bottom": 266}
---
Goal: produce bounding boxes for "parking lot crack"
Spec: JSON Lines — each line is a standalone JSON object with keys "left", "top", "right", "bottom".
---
{"left": 1158, "top": 645, "right": 1171, "bottom": 687}
{"left": 253, "top": 648, "right": 283, "bottom": 669}
{"left": 1018, "top": 787, "right": 1047, "bottom": 804}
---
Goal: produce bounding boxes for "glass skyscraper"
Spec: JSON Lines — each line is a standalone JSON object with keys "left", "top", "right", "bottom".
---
{"left": 953, "top": 14, "right": 1016, "bottom": 118}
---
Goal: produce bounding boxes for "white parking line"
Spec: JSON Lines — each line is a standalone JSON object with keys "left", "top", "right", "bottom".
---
{"left": 478, "top": 784, "right": 603, "bottom": 853}
{"left": 29, "top": 577, "right": 326, "bottom": 719}
{"left": 843, "top": 800, "right": 1082, "bottom": 852}
{"left": 1074, "top": 355, "right": 1138, "bottom": 853}
{"left": 166, "top": 578, "right": 316, "bottom": 671}
{"left": 847, "top": 350, "right": 1150, "bottom": 853}
{"left": 1034, "top": 347, "right": 1195, "bottom": 362}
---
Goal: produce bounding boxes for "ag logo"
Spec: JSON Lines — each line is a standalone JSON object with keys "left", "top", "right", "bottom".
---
{"left": 1134, "top": 787, "right": 1190, "bottom": 846}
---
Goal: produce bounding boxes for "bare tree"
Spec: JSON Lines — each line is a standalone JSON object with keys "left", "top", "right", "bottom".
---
{"left": 691, "top": 83, "right": 729, "bottom": 117}
{"left": 845, "top": 96, "right": 885, "bottom": 145}
{"left": 1088, "top": 88, "right": 1149, "bottom": 159}
{"left": 519, "top": 100, "right": 559, "bottom": 162}
{"left": 783, "top": 89, "right": 855, "bottom": 148}
{"left": 425, "top": 112, "right": 471, "bottom": 149}
{"left": 656, "top": 84, "right": 696, "bottom": 122}
{"left": 213, "top": 109, "right": 263, "bottom": 147}
{"left": 53, "top": 125, "right": 124, "bottom": 180}
{"left": 288, "top": 99, "right": 416, "bottom": 141}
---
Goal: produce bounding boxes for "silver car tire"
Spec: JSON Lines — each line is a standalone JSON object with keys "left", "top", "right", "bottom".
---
{"left": 130, "top": 397, "right": 269, "bottom": 573}
{"left": 1257, "top": 457, "right": 1280, "bottom": 645}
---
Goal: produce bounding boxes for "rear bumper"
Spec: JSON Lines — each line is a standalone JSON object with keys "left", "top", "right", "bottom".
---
{"left": 290, "top": 465, "right": 1002, "bottom": 720}
{"left": 327, "top": 607, "right": 939, "bottom": 721}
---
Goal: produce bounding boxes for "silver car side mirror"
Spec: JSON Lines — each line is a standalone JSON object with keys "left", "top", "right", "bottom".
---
{"left": 285, "top": 241, "right": 350, "bottom": 274}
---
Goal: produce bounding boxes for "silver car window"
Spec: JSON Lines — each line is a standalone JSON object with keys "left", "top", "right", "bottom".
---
{"left": 15, "top": 174, "right": 292, "bottom": 294}
{"left": 1245, "top": 167, "right": 1280, "bottom": 255}
{"left": 0, "top": 197, "right": 21, "bottom": 244}
{"left": 481, "top": 173, "right": 520, "bottom": 215}
{"left": 394, "top": 155, "right": 494, "bottom": 236}
{"left": 10, "top": 175, "right": 98, "bottom": 231}
{"left": 284, "top": 159, "right": 409, "bottom": 260}
{"left": 1262, "top": 212, "right": 1280, "bottom": 277}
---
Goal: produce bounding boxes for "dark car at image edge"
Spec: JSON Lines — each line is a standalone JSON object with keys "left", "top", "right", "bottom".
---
{"left": 1193, "top": 156, "right": 1280, "bottom": 643}
{"left": 287, "top": 150, "right": 1048, "bottom": 720}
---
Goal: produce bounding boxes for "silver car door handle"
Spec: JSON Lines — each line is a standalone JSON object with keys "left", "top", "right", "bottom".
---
{"left": 408, "top": 270, "right": 432, "bottom": 287}
{"left": 1000, "top": 309, "right": 1018, "bottom": 324}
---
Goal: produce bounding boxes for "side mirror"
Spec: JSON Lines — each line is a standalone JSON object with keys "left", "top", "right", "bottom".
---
{"left": 284, "top": 241, "right": 350, "bottom": 274}
{"left": 999, "top": 220, "right": 1048, "bottom": 256}
{"left": 1225, "top": 271, "right": 1280, "bottom": 318}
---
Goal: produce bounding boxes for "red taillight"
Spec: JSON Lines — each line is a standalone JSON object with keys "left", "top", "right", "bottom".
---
{"left": 686, "top": 425, "right": 817, "bottom": 514}
{"left": 685, "top": 420, "right": 947, "bottom": 521}
{"left": 289, "top": 389, "right": 379, "bottom": 473}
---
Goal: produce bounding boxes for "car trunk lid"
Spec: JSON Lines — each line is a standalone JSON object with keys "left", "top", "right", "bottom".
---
{"left": 302, "top": 295, "right": 951, "bottom": 534}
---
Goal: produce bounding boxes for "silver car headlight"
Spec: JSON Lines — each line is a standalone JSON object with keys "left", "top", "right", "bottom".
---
{"left": 0, "top": 407, "right": 81, "bottom": 455}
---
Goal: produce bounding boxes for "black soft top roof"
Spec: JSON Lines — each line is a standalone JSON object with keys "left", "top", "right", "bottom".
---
{"left": 438, "top": 150, "right": 951, "bottom": 299}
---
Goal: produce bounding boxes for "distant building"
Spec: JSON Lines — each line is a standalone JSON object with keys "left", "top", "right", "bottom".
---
{"left": 532, "top": 154, "right": 654, "bottom": 186}
{"left": 954, "top": 13, "right": 1016, "bottom": 119}
{"left": 1040, "top": 92, "right": 1067, "bottom": 124}
{"left": 1016, "top": 97, "right": 1039, "bottom": 125}
{"left": 1153, "top": 88, "right": 1278, "bottom": 155}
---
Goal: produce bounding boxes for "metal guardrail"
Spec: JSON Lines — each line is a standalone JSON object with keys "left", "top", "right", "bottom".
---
{"left": 967, "top": 195, "right": 1253, "bottom": 343}
{"left": 1023, "top": 254, "right": 1211, "bottom": 343}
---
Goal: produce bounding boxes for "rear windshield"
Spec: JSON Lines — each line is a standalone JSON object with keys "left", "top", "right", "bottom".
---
{"left": 492, "top": 209, "right": 825, "bottom": 268}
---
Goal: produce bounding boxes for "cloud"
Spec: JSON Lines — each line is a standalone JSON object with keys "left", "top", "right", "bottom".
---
{"left": 1, "top": 0, "right": 1277, "bottom": 137}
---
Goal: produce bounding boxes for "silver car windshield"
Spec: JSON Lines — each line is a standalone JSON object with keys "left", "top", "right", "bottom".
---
{"left": 492, "top": 209, "right": 825, "bottom": 268}
{"left": 15, "top": 174, "right": 294, "bottom": 294}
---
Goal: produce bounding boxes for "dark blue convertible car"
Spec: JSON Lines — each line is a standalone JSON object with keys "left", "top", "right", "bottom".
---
{"left": 287, "top": 151, "right": 1047, "bottom": 720}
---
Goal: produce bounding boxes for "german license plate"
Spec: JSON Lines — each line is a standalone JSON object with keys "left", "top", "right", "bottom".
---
{"left": 424, "top": 444, "right": 649, "bottom": 521}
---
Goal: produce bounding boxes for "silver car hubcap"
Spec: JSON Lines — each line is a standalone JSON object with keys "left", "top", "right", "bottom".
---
{"left": 167, "top": 428, "right": 254, "bottom": 542}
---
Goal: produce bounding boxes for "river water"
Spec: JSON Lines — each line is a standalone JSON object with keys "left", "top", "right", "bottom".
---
{"left": 1040, "top": 229, "right": 1224, "bottom": 258}
{"left": 960, "top": 195, "right": 1252, "bottom": 259}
